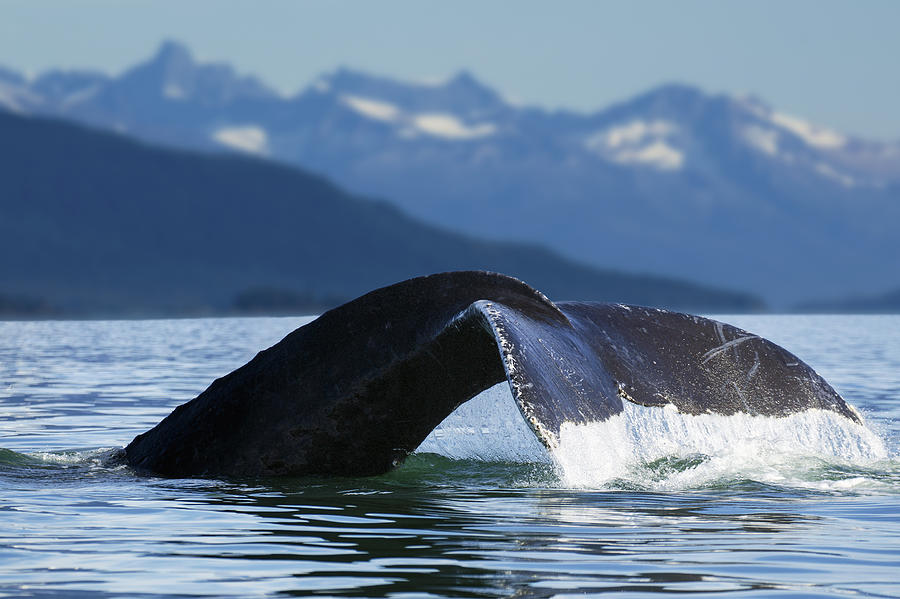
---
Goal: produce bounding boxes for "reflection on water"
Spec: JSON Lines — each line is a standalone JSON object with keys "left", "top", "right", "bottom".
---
{"left": 1, "top": 315, "right": 899, "bottom": 597}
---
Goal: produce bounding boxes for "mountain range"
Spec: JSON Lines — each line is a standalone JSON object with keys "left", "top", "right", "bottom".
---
{"left": 2, "top": 40, "right": 898, "bottom": 308}
{"left": 0, "top": 110, "right": 761, "bottom": 316}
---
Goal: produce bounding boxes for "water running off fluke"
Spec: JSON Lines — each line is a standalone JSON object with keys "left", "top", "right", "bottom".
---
{"left": 124, "top": 271, "right": 872, "bottom": 478}
{"left": 416, "top": 382, "right": 888, "bottom": 490}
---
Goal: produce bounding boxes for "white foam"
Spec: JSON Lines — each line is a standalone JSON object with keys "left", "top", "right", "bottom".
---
{"left": 554, "top": 402, "right": 887, "bottom": 490}
{"left": 26, "top": 447, "right": 118, "bottom": 467}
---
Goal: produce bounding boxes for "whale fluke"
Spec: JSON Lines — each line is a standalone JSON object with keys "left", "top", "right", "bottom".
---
{"left": 125, "top": 272, "right": 857, "bottom": 477}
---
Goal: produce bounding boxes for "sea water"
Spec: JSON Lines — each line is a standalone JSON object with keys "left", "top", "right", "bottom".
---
{"left": 1, "top": 315, "right": 898, "bottom": 598}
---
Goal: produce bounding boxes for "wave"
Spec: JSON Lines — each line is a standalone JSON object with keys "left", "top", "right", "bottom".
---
{"left": 0, "top": 447, "right": 123, "bottom": 474}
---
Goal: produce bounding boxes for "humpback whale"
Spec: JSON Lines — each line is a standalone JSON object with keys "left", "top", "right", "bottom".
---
{"left": 125, "top": 271, "right": 858, "bottom": 477}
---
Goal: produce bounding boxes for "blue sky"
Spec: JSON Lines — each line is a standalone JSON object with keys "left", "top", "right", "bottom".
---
{"left": 2, "top": 0, "right": 899, "bottom": 140}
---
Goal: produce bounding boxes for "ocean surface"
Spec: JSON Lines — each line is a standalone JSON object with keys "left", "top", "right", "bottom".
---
{"left": 1, "top": 314, "right": 898, "bottom": 598}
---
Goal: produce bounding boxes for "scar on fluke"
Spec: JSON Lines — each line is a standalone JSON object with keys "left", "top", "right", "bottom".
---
{"left": 124, "top": 271, "right": 859, "bottom": 478}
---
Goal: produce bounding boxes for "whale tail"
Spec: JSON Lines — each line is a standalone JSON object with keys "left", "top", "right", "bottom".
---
{"left": 125, "top": 271, "right": 856, "bottom": 477}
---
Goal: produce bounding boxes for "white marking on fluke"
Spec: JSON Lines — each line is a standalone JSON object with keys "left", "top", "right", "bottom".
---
{"left": 701, "top": 335, "right": 758, "bottom": 364}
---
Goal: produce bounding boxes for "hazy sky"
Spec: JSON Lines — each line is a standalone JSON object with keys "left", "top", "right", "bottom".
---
{"left": 2, "top": 0, "right": 899, "bottom": 140}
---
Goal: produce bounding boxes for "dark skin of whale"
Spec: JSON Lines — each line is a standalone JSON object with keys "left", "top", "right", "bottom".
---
{"left": 125, "top": 272, "right": 858, "bottom": 478}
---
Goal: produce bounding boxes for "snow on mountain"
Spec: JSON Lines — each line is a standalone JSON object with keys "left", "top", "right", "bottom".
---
{"left": 613, "top": 140, "right": 684, "bottom": 170}
{"left": 740, "top": 124, "right": 779, "bottom": 156}
{"left": 732, "top": 94, "right": 883, "bottom": 187}
{"left": 60, "top": 83, "right": 102, "bottom": 108}
{"left": 769, "top": 111, "right": 846, "bottom": 149}
{"left": 340, "top": 95, "right": 400, "bottom": 122}
{"left": 411, "top": 113, "right": 496, "bottom": 139}
{"left": 736, "top": 96, "right": 847, "bottom": 150}
{"left": 585, "top": 120, "right": 684, "bottom": 170}
{"left": 0, "top": 67, "right": 43, "bottom": 113}
{"left": 212, "top": 125, "right": 269, "bottom": 155}
{"left": 315, "top": 67, "right": 507, "bottom": 117}
{"left": 338, "top": 91, "right": 497, "bottom": 140}
{"left": 31, "top": 70, "right": 109, "bottom": 106}
{"left": 813, "top": 161, "right": 855, "bottom": 187}
{"left": 0, "top": 81, "right": 32, "bottom": 113}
